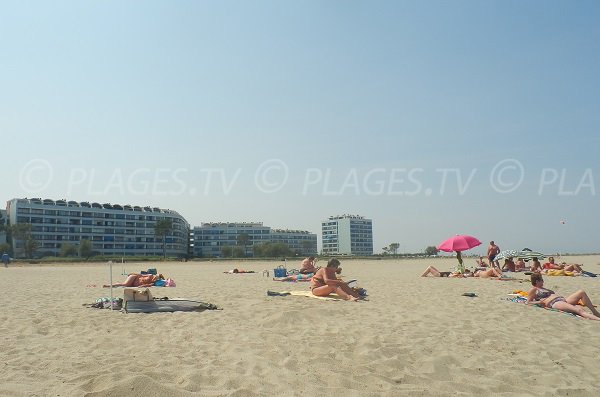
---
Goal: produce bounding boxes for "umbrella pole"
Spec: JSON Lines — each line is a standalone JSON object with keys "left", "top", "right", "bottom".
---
{"left": 109, "top": 260, "right": 113, "bottom": 311}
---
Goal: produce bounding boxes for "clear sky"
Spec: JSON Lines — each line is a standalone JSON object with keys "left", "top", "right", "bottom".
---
{"left": 2, "top": 1, "right": 599, "bottom": 255}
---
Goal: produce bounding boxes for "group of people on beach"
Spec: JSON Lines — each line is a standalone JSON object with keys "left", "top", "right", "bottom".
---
{"left": 421, "top": 240, "right": 600, "bottom": 320}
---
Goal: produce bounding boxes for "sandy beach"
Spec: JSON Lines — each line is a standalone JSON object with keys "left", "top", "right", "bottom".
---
{"left": 2, "top": 256, "right": 600, "bottom": 397}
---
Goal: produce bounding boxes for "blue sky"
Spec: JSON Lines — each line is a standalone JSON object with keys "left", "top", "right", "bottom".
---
{"left": 2, "top": 1, "right": 599, "bottom": 254}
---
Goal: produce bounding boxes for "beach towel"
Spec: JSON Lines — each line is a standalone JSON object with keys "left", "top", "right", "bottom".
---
{"left": 123, "top": 299, "right": 220, "bottom": 313}
{"left": 267, "top": 290, "right": 346, "bottom": 301}
{"left": 506, "top": 294, "right": 582, "bottom": 319}
{"left": 545, "top": 269, "right": 575, "bottom": 276}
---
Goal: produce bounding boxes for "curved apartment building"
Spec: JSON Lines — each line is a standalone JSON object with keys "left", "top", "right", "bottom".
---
{"left": 6, "top": 198, "right": 190, "bottom": 257}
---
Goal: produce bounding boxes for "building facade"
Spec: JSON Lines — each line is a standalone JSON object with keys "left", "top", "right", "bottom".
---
{"left": 321, "top": 214, "right": 373, "bottom": 256}
{"left": 0, "top": 209, "right": 7, "bottom": 246}
{"left": 6, "top": 198, "right": 190, "bottom": 258}
{"left": 193, "top": 222, "right": 317, "bottom": 258}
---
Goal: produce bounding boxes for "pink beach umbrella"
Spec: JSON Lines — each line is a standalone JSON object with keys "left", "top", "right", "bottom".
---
{"left": 436, "top": 235, "right": 482, "bottom": 253}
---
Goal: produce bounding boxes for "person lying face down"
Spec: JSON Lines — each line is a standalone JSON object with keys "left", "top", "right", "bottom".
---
{"left": 103, "top": 273, "right": 163, "bottom": 288}
{"left": 526, "top": 273, "right": 600, "bottom": 320}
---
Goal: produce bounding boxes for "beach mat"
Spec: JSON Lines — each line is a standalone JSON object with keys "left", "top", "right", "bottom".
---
{"left": 123, "top": 299, "right": 220, "bottom": 313}
{"left": 267, "top": 290, "right": 345, "bottom": 301}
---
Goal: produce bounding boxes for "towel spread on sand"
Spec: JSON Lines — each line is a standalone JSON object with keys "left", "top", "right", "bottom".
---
{"left": 267, "top": 290, "right": 345, "bottom": 301}
{"left": 507, "top": 291, "right": 589, "bottom": 318}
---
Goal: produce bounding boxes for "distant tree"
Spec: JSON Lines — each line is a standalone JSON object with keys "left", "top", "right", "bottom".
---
{"left": 232, "top": 247, "right": 245, "bottom": 258}
{"left": 154, "top": 219, "right": 174, "bottom": 259}
{"left": 301, "top": 240, "right": 314, "bottom": 255}
{"left": 23, "top": 236, "right": 39, "bottom": 259}
{"left": 0, "top": 242, "right": 11, "bottom": 256}
{"left": 221, "top": 245, "right": 233, "bottom": 258}
{"left": 424, "top": 246, "right": 439, "bottom": 256}
{"left": 9, "top": 224, "right": 33, "bottom": 258}
{"left": 60, "top": 243, "right": 78, "bottom": 257}
{"left": 253, "top": 242, "right": 293, "bottom": 258}
{"left": 79, "top": 239, "right": 93, "bottom": 259}
{"left": 389, "top": 243, "right": 400, "bottom": 255}
{"left": 236, "top": 233, "right": 250, "bottom": 257}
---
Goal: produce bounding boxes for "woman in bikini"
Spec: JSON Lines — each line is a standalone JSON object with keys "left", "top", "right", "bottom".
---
{"left": 310, "top": 258, "right": 361, "bottom": 301}
{"left": 527, "top": 273, "right": 600, "bottom": 320}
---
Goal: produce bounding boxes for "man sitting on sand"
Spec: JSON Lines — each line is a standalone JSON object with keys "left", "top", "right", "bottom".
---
{"left": 299, "top": 256, "right": 319, "bottom": 274}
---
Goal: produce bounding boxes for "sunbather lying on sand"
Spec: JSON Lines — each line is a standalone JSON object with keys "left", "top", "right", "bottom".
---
{"left": 103, "top": 273, "right": 163, "bottom": 288}
{"left": 224, "top": 269, "right": 255, "bottom": 274}
{"left": 527, "top": 273, "right": 600, "bottom": 320}
{"left": 273, "top": 273, "right": 312, "bottom": 282}
{"left": 474, "top": 267, "right": 503, "bottom": 278}
{"left": 421, "top": 266, "right": 470, "bottom": 278}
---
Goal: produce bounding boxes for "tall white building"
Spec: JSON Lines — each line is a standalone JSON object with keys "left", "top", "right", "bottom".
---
{"left": 321, "top": 214, "right": 373, "bottom": 256}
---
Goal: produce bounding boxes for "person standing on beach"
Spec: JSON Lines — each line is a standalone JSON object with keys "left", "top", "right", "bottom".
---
{"left": 1, "top": 253, "right": 9, "bottom": 268}
{"left": 487, "top": 241, "right": 500, "bottom": 268}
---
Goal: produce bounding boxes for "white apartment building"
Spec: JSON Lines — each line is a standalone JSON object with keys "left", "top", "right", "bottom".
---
{"left": 6, "top": 198, "right": 190, "bottom": 258}
{"left": 321, "top": 214, "right": 373, "bottom": 256}
{"left": 193, "top": 222, "right": 317, "bottom": 258}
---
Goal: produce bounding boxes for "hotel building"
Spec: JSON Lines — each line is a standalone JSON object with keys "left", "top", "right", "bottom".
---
{"left": 6, "top": 198, "right": 190, "bottom": 257}
{"left": 192, "top": 222, "right": 317, "bottom": 258}
{"left": 321, "top": 214, "right": 373, "bottom": 256}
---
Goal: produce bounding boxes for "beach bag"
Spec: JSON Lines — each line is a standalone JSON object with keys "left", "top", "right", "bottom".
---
{"left": 273, "top": 265, "right": 287, "bottom": 278}
{"left": 123, "top": 288, "right": 153, "bottom": 302}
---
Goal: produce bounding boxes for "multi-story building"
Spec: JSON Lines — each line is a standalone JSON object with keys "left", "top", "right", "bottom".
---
{"left": 193, "top": 222, "right": 317, "bottom": 258}
{"left": 0, "top": 209, "right": 7, "bottom": 246}
{"left": 321, "top": 214, "right": 373, "bottom": 256}
{"left": 6, "top": 198, "right": 190, "bottom": 258}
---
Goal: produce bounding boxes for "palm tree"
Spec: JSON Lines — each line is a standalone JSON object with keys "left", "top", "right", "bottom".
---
{"left": 9, "top": 224, "right": 33, "bottom": 259}
{"left": 154, "top": 219, "right": 174, "bottom": 259}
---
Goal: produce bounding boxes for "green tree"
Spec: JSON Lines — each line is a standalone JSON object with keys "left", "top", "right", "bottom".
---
{"left": 0, "top": 242, "right": 11, "bottom": 256}
{"left": 60, "top": 243, "right": 78, "bottom": 257}
{"left": 253, "top": 242, "right": 293, "bottom": 258}
{"left": 23, "top": 236, "right": 39, "bottom": 259}
{"left": 220, "top": 245, "right": 233, "bottom": 258}
{"left": 232, "top": 247, "right": 245, "bottom": 258}
{"left": 236, "top": 233, "right": 251, "bottom": 257}
{"left": 154, "top": 219, "right": 174, "bottom": 259}
{"left": 389, "top": 243, "right": 400, "bottom": 255}
{"left": 301, "top": 240, "right": 314, "bottom": 255}
{"left": 424, "top": 246, "right": 439, "bottom": 256}
{"left": 79, "top": 239, "right": 93, "bottom": 259}
{"left": 9, "top": 224, "right": 33, "bottom": 258}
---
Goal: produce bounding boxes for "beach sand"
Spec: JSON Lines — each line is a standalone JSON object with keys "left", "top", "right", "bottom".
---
{"left": 2, "top": 256, "right": 600, "bottom": 397}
